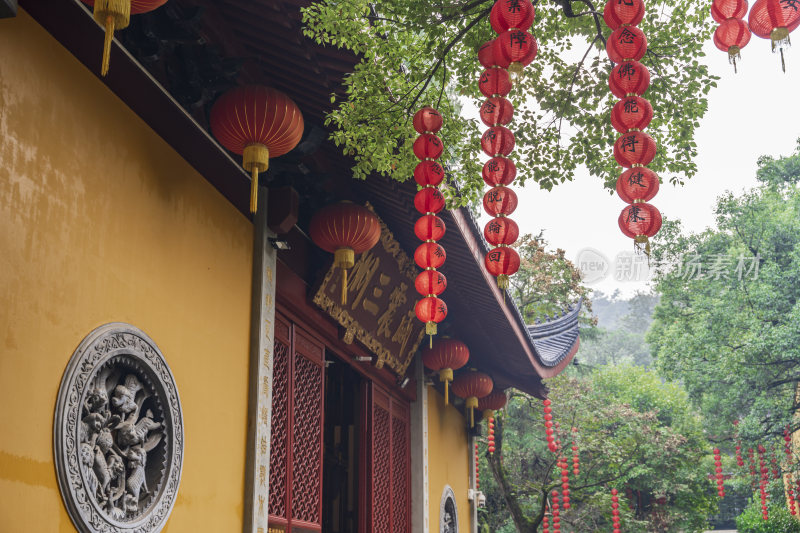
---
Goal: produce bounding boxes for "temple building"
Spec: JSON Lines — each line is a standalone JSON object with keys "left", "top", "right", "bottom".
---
{"left": 0, "top": 1, "right": 581, "bottom": 532}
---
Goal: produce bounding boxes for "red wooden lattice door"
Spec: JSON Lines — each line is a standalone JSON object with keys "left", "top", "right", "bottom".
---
{"left": 269, "top": 314, "right": 325, "bottom": 532}
{"left": 364, "top": 384, "right": 411, "bottom": 533}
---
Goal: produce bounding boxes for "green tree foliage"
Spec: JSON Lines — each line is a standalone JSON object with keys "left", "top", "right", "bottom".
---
{"left": 480, "top": 365, "right": 714, "bottom": 532}
{"left": 736, "top": 496, "right": 800, "bottom": 533}
{"left": 301, "top": 0, "right": 715, "bottom": 206}
{"left": 647, "top": 141, "right": 800, "bottom": 444}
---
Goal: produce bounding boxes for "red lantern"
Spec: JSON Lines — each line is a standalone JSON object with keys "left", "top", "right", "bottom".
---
{"left": 480, "top": 97, "right": 515, "bottom": 127}
{"left": 481, "top": 126, "right": 516, "bottom": 157}
{"left": 712, "top": 0, "right": 749, "bottom": 23}
{"left": 613, "top": 131, "right": 657, "bottom": 167}
{"left": 714, "top": 18, "right": 752, "bottom": 71}
{"left": 484, "top": 217, "right": 520, "bottom": 246}
{"left": 415, "top": 214, "right": 447, "bottom": 241}
{"left": 415, "top": 296, "right": 448, "bottom": 336}
{"left": 616, "top": 167, "right": 660, "bottom": 203}
{"left": 485, "top": 246, "right": 520, "bottom": 289}
{"left": 413, "top": 133, "right": 444, "bottom": 160}
{"left": 606, "top": 26, "right": 648, "bottom": 63}
{"left": 309, "top": 202, "right": 381, "bottom": 305}
{"left": 609, "top": 60, "right": 651, "bottom": 98}
{"left": 618, "top": 202, "right": 662, "bottom": 253}
{"left": 414, "top": 106, "right": 444, "bottom": 134}
{"left": 483, "top": 186, "right": 519, "bottom": 216}
{"left": 415, "top": 242, "right": 447, "bottom": 270}
{"left": 479, "top": 68, "right": 513, "bottom": 98}
{"left": 494, "top": 30, "right": 538, "bottom": 75}
{"left": 421, "top": 338, "right": 470, "bottom": 405}
{"left": 451, "top": 370, "right": 494, "bottom": 427}
{"left": 210, "top": 86, "right": 304, "bottom": 213}
{"left": 479, "top": 40, "right": 508, "bottom": 69}
{"left": 414, "top": 160, "right": 446, "bottom": 187}
{"left": 415, "top": 270, "right": 447, "bottom": 297}
{"left": 490, "top": 0, "right": 535, "bottom": 33}
{"left": 611, "top": 96, "right": 654, "bottom": 133}
{"left": 483, "top": 157, "right": 517, "bottom": 186}
{"left": 603, "top": 0, "right": 645, "bottom": 29}
{"left": 749, "top": 0, "right": 800, "bottom": 70}
{"left": 82, "top": 0, "right": 168, "bottom": 75}
{"left": 478, "top": 390, "right": 508, "bottom": 420}
{"left": 414, "top": 187, "right": 446, "bottom": 214}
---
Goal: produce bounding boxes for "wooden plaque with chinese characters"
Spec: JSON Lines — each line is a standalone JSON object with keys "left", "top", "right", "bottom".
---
{"left": 313, "top": 203, "right": 426, "bottom": 376}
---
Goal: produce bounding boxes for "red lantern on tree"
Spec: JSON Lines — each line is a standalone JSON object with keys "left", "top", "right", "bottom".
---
{"left": 479, "top": 68, "right": 513, "bottom": 98}
{"left": 609, "top": 61, "right": 651, "bottom": 98}
{"left": 484, "top": 218, "right": 520, "bottom": 246}
{"left": 494, "top": 29, "right": 538, "bottom": 76}
{"left": 481, "top": 126, "right": 516, "bottom": 157}
{"left": 414, "top": 188, "right": 446, "bottom": 214}
{"left": 413, "top": 133, "right": 445, "bottom": 160}
{"left": 749, "top": 0, "right": 800, "bottom": 71}
{"left": 611, "top": 488, "right": 621, "bottom": 532}
{"left": 619, "top": 202, "right": 662, "bottom": 254}
{"left": 483, "top": 157, "right": 517, "bottom": 186}
{"left": 485, "top": 246, "right": 521, "bottom": 289}
{"left": 714, "top": 18, "right": 752, "bottom": 71}
{"left": 606, "top": 26, "right": 648, "bottom": 64}
{"left": 712, "top": 0, "right": 749, "bottom": 23}
{"left": 479, "top": 390, "right": 507, "bottom": 455}
{"left": 451, "top": 370, "right": 494, "bottom": 427}
{"left": 309, "top": 202, "right": 381, "bottom": 305}
{"left": 490, "top": 0, "right": 535, "bottom": 33}
{"left": 210, "top": 86, "right": 304, "bottom": 213}
{"left": 483, "top": 186, "right": 519, "bottom": 216}
{"left": 414, "top": 160, "right": 446, "bottom": 187}
{"left": 413, "top": 106, "right": 443, "bottom": 133}
{"left": 616, "top": 167, "right": 660, "bottom": 203}
{"left": 479, "top": 39, "right": 508, "bottom": 69}
{"left": 415, "top": 214, "right": 447, "bottom": 241}
{"left": 613, "top": 131, "right": 658, "bottom": 167}
{"left": 480, "top": 97, "right": 515, "bottom": 127}
{"left": 421, "top": 338, "right": 470, "bottom": 405}
{"left": 611, "top": 96, "right": 654, "bottom": 133}
{"left": 603, "top": 0, "right": 645, "bottom": 29}
{"left": 82, "top": 0, "right": 168, "bottom": 76}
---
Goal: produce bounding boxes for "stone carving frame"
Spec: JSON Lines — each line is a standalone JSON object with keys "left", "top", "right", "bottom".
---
{"left": 54, "top": 323, "right": 183, "bottom": 533}
{"left": 440, "top": 485, "right": 458, "bottom": 533}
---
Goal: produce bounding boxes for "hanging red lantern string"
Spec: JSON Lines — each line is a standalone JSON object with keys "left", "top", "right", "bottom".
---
{"left": 81, "top": 0, "right": 168, "bottom": 76}
{"left": 714, "top": 447, "right": 725, "bottom": 498}
{"left": 758, "top": 444, "right": 769, "bottom": 520}
{"left": 714, "top": 17, "right": 752, "bottom": 72}
{"left": 616, "top": 167, "right": 659, "bottom": 204}
{"left": 422, "top": 338, "right": 469, "bottom": 406}
{"left": 734, "top": 421, "right": 745, "bottom": 467}
{"left": 571, "top": 427, "right": 580, "bottom": 477}
{"left": 785, "top": 425, "right": 794, "bottom": 464}
{"left": 559, "top": 455, "right": 571, "bottom": 510}
{"left": 309, "top": 202, "right": 381, "bottom": 305}
{"left": 712, "top": 0, "right": 749, "bottom": 22}
{"left": 475, "top": 442, "right": 480, "bottom": 490}
{"left": 479, "top": 390, "right": 507, "bottom": 455}
{"left": 748, "top": 0, "right": 800, "bottom": 71}
{"left": 551, "top": 490, "right": 561, "bottom": 533}
{"left": 543, "top": 513, "right": 550, "bottom": 533}
{"left": 606, "top": 26, "right": 648, "bottom": 64}
{"left": 789, "top": 486, "right": 798, "bottom": 516}
{"left": 770, "top": 447, "right": 781, "bottom": 479}
{"left": 618, "top": 202, "right": 662, "bottom": 255}
{"left": 490, "top": 0, "right": 535, "bottom": 33}
{"left": 748, "top": 447, "right": 758, "bottom": 490}
{"left": 543, "top": 399, "right": 557, "bottom": 452}
{"left": 611, "top": 488, "right": 621, "bottom": 533}
{"left": 412, "top": 106, "right": 448, "bottom": 343}
{"left": 603, "top": 0, "right": 645, "bottom": 29}
{"left": 210, "top": 85, "right": 305, "bottom": 214}
{"left": 490, "top": 0, "right": 537, "bottom": 78}
{"left": 451, "top": 370, "right": 494, "bottom": 427}
{"left": 609, "top": 60, "right": 651, "bottom": 99}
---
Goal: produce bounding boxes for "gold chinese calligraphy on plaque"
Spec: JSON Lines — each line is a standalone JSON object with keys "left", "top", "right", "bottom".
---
{"left": 313, "top": 203, "right": 426, "bottom": 375}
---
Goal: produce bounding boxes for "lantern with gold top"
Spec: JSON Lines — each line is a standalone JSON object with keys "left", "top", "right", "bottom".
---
{"left": 421, "top": 338, "right": 470, "bottom": 406}
{"left": 452, "top": 370, "right": 494, "bottom": 427}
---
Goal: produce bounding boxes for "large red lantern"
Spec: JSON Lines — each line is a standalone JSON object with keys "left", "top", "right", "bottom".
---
{"left": 483, "top": 186, "right": 519, "bottom": 216}
{"left": 606, "top": 26, "right": 648, "bottom": 63}
{"left": 616, "top": 167, "right": 660, "bottom": 203}
{"left": 309, "top": 202, "right": 381, "bottom": 305}
{"left": 478, "top": 390, "right": 508, "bottom": 420}
{"left": 479, "top": 68, "right": 513, "bottom": 98}
{"left": 484, "top": 217, "right": 520, "bottom": 246}
{"left": 210, "top": 86, "right": 304, "bottom": 213}
{"left": 749, "top": 0, "right": 800, "bottom": 70}
{"left": 611, "top": 96, "right": 654, "bottom": 133}
{"left": 490, "top": 0, "right": 535, "bottom": 33}
{"left": 613, "top": 131, "right": 657, "bottom": 167}
{"left": 421, "top": 338, "right": 470, "bottom": 405}
{"left": 714, "top": 18, "right": 752, "bottom": 71}
{"left": 82, "top": 0, "right": 168, "bottom": 76}
{"left": 483, "top": 157, "right": 517, "bottom": 187}
{"left": 712, "top": 0, "right": 749, "bottom": 23}
{"left": 618, "top": 202, "right": 662, "bottom": 253}
{"left": 609, "top": 61, "right": 651, "bottom": 98}
{"left": 451, "top": 370, "right": 494, "bottom": 427}
{"left": 494, "top": 30, "right": 538, "bottom": 76}
{"left": 485, "top": 246, "right": 521, "bottom": 289}
{"left": 480, "top": 97, "right": 515, "bottom": 127}
{"left": 603, "top": 0, "right": 645, "bottom": 29}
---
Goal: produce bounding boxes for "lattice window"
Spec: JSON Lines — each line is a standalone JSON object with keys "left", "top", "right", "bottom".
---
{"left": 291, "top": 354, "right": 323, "bottom": 523}
{"left": 268, "top": 338, "right": 290, "bottom": 519}
{"left": 373, "top": 404, "right": 392, "bottom": 533}
{"left": 391, "top": 414, "right": 409, "bottom": 532}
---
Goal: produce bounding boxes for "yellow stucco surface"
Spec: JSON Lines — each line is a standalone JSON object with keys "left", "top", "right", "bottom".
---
{"left": 427, "top": 388, "right": 472, "bottom": 533}
{"left": 0, "top": 10, "right": 254, "bottom": 532}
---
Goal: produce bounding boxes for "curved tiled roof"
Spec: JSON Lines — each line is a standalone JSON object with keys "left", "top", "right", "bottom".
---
{"left": 527, "top": 299, "right": 583, "bottom": 368}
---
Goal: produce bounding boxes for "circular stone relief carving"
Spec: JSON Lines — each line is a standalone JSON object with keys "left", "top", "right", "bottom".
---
{"left": 440, "top": 485, "right": 458, "bottom": 533}
{"left": 54, "top": 323, "right": 183, "bottom": 533}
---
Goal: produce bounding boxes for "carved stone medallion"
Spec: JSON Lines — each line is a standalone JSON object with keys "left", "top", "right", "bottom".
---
{"left": 440, "top": 485, "right": 458, "bottom": 533}
{"left": 54, "top": 323, "right": 183, "bottom": 533}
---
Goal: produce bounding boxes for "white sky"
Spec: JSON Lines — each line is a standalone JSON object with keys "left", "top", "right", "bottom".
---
{"left": 478, "top": 38, "right": 800, "bottom": 297}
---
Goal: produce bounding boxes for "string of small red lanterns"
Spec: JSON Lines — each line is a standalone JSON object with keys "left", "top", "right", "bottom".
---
{"left": 571, "top": 430, "right": 580, "bottom": 477}
{"left": 611, "top": 488, "right": 621, "bottom": 533}
{"left": 713, "top": 447, "right": 725, "bottom": 498}
{"left": 789, "top": 486, "right": 798, "bottom": 516}
{"left": 479, "top": 390, "right": 507, "bottom": 455}
{"left": 734, "top": 421, "right": 745, "bottom": 468}
{"left": 748, "top": 447, "right": 758, "bottom": 491}
{"left": 551, "top": 490, "right": 562, "bottom": 533}
{"left": 769, "top": 446, "right": 781, "bottom": 480}
{"left": 758, "top": 444, "right": 769, "bottom": 520}
{"left": 559, "top": 454, "right": 571, "bottom": 510}
{"left": 412, "top": 106, "right": 448, "bottom": 344}
{"left": 785, "top": 425, "right": 794, "bottom": 465}
{"left": 604, "top": 0, "right": 663, "bottom": 256}
{"left": 543, "top": 399, "right": 557, "bottom": 452}
{"left": 478, "top": 0, "right": 538, "bottom": 291}
{"left": 712, "top": 0, "right": 752, "bottom": 72}
{"left": 543, "top": 512, "right": 550, "bottom": 533}
{"left": 475, "top": 442, "right": 481, "bottom": 491}
{"left": 421, "top": 338, "right": 470, "bottom": 406}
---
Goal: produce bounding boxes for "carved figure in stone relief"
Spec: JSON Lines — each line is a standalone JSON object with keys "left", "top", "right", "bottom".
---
{"left": 112, "top": 375, "right": 143, "bottom": 420}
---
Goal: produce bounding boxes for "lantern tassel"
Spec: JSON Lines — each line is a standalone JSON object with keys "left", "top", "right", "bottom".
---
{"left": 341, "top": 268, "right": 348, "bottom": 306}
{"left": 101, "top": 15, "right": 115, "bottom": 77}
{"left": 445, "top": 379, "right": 449, "bottom": 405}
{"left": 250, "top": 166, "right": 259, "bottom": 214}
{"left": 471, "top": 406, "right": 474, "bottom": 427}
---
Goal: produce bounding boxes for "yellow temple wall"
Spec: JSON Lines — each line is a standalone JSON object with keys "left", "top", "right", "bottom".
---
{"left": 427, "top": 388, "right": 472, "bottom": 532}
{"left": 0, "top": 10, "right": 254, "bottom": 532}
